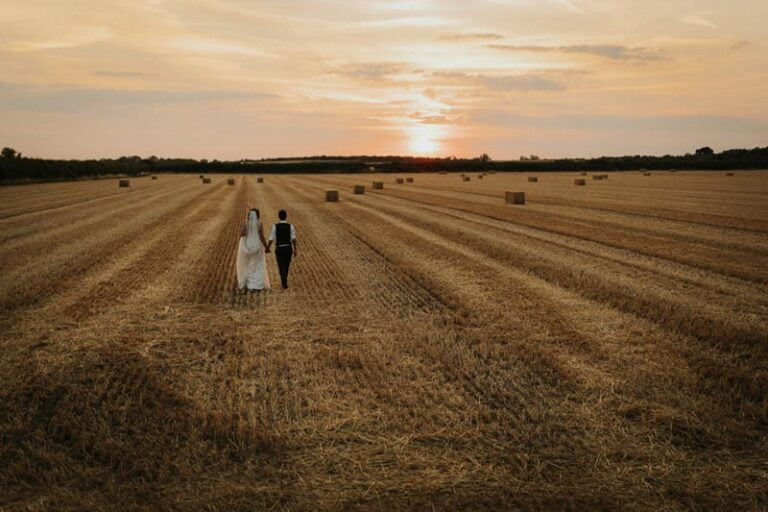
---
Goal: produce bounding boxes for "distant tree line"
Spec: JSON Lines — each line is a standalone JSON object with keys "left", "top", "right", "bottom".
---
{"left": 2, "top": 146, "right": 767, "bottom": 183}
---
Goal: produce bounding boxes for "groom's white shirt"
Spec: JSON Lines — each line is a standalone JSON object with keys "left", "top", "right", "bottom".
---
{"left": 268, "top": 220, "right": 296, "bottom": 245}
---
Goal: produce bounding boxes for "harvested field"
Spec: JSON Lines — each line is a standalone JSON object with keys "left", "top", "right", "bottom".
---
{"left": 1, "top": 171, "right": 767, "bottom": 511}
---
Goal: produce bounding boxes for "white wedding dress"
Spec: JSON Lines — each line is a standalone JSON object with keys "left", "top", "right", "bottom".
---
{"left": 236, "top": 211, "right": 271, "bottom": 290}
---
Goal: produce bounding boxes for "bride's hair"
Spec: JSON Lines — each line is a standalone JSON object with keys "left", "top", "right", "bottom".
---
{"left": 248, "top": 208, "right": 260, "bottom": 219}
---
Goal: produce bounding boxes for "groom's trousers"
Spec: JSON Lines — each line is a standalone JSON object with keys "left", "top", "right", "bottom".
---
{"left": 275, "top": 246, "right": 293, "bottom": 288}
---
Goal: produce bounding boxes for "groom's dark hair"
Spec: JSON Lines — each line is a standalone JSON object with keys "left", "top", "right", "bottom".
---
{"left": 278, "top": 210, "right": 287, "bottom": 221}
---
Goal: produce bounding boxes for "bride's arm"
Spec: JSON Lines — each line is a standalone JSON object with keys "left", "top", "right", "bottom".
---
{"left": 259, "top": 224, "right": 269, "bottom": 251}
{"left": 241, "top": 220, "right": 247, "bottom": 237}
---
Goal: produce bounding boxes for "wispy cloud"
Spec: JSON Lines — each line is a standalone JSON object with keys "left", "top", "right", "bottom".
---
{"left": 5, "top": 27, "right": 112, "bottom": 52}
{"left": 430, "top": 71, "right": 566, "bottom": 91}
{"left": 730, "top": 40, "right": 751, "bottom": 51}
{"left": 487, "top": 43, "right": 666, "bottom": 61}
{"left": 679, "top": 15, "right": 718, "bottom": 29}
{"left": 333, "top": 63, "right": 410, "bottom": 81}
{"left": 0, "top": 83, "right": 278, "bottom": 112}
{"left": 94, "top": 70, "right": 156, "bottom": 78}
{"left": 441, "top": 32, "right": 504, "bottom": 41}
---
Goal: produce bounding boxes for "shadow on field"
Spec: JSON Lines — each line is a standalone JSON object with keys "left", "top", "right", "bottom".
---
{"left": 0, "top": 344, "right": 293, "bottom": 510}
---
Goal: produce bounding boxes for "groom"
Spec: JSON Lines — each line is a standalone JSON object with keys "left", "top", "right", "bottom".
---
{"left": 266, "top": 210, "right": 297, "bottom": 289}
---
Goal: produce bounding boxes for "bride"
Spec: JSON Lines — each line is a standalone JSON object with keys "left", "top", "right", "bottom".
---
{"left": 236, "top": 208, "right": 271, "bottom": 291}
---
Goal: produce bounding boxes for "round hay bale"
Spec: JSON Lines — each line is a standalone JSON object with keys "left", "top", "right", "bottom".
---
{"left": 463, "top": 176, "right": 471, "bottom": 182}
{"left": 528, "top": 177, "right": 538, "bottom": 183}
{"left": 119, "top": 179, "right": 130, "bottom": 188}
{"left": 643, "top": 172, "right": 651, "bottom": 176}
{"left": 202, "top": 178, "right": 212, "bottom": 184}
{"left": 372, "top": 181, "right": 384, "bottom": 190}
{"left": 198, "top": 174, "right": 205, "bottom": 179}
{"left": 257, "top": 177, "right": 264, "bottom": 183}
{"left": 726, "top": 172, "right": 735, "bottom": 176}
{"left": 580, "top": 172, "right": 587, "bottom": 176}
{"left": 227, "top": 178, "right": 236, "bottom": 185}
{"left": 353, "top": 185, "right": 365, "bottom": 194}
{"left": 478, "top": 175, "right": 484, "bottom": 180}
{"left": 406, "top": 177, "right": 414, "bottom": 183}
{"left": 396, "top": 178, "right": 404, "bottom": 184}
{"left": 326, "top": 189, "right": 339, "bottom": 202}
{"left": 151, "top": 175, "right": 158, "bottom": 180}
{"left": 574, "top": 179, "right": 586, "bottom": 186}
{"left": 505, "top": 191, "right": 526, "bottom": 205}
{"left": 592, "top": 175, "right": 604, "bottom": 180}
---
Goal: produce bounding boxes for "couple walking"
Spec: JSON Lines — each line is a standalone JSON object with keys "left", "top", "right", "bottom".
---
{"left": 236, "top": 208, "right": 297, "bottom": 291}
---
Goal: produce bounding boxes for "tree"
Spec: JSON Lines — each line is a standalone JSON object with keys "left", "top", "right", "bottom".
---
{"left": 695, "top": 146, "right": 714, "bottom": 156}
{"left": 1, "top": 147, "right": 19, "bottom": 159}
{"left": 479, "top": 153, "right": 491, "bottom": 162}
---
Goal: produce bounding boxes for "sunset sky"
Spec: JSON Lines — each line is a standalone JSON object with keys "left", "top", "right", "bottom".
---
{"left": 1, "top": 0, "right": 766, "bottom": 159}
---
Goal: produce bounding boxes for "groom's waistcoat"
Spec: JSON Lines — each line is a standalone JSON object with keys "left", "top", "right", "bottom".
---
{"left": 275, "top": 223, "right": 292, "bottom": 247}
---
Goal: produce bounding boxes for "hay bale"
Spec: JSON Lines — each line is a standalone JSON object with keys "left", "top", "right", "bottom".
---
{"left": 353, "top": 185, "right": 365, "bottom": 194}
{"left": 406, "top": 177, "right": 414, "bottom": 183}
{"left": 439, "top": 171, "right": 447, "bottom": 175}
{"left": 396, "top": 178, "right": 404, "bottom": 184}
{"left": 505, "top": 191, "right": 526, "bottom": 205}
{"left": 580, "top": 172, "right": 587, "bottom": 176}
{"left": 574, "top": 179, "right": 586, "bottom": 186}
{"left": 257, "top": 177, "right": 264, "bottom": 183}
{"left": 478, "top": 175, "right": 484, "bottom": 180}
{"left": 373, "top": 181, "right": 384, "bottom": 190}
{"left": 227, "top": 178, "right": 236, "bottom": 185}
{"left": 198, "top": 174, "right": 204, "bottom": 179}
{"left": 119, "top": 179, "right": 130, "bottom": 188}
{"left": 643, "top": 172, "right": 651, "bottom": 176}
{"left": 463, "top": 176, "right": 471, "bottom": 182}
{"left": 326, "top": 189, "right": 339, "bottom": 202}
{"left": 151, "top": 175, "right": 157, "bottom": 180}
{"left": 528, "top": 177, "right": 538, "bottom": 183}
{"left": 592, "top": 175, "right": 604, "bottom": 180}
{"left": 726, "top": 172, "right": 734, "bottom": 176}
{"left": 202, "top": 178, "right": 211, "bottom": 184}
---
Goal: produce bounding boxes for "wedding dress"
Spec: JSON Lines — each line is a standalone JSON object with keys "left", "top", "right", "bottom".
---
{"left": 236, "top": 210, "right": 271, "bottom": 290}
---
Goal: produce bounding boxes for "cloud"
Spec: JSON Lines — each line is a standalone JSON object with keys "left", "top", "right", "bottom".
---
{"left": 0, "top": 83, "right": 278, "bottom": 112}
{"left": 94, "top": 70, "right": 156, "bottom": 78}
{"left": 730, "top": 40, "right": 751, "bottom": 51}
{"left": 440, "top": 32, "right": 504, "bottom": 41}
{"left": 487, "top": 43, "right": 666, "bottom": 61}
{"left": 679, "top": 16, "right": 718, "bottom": 29}
{"left": 472, "top": 111, "right": 768, "bottom": 134}
{"left": 409, "top": 112, "right": 463, "bottom": 124}
{"left": 551, "top": 0, "right": 584, "bottom": 13}
{"left": 334, "top": 62, "right": 409, "bottom": 81}
{"left": 430, "top": 71, "right": 566, "bottom": 92}
{"left": 5, "top": 27, "right": 112, "bottom": 52}
{"left": 355, "top": 16, "right": 456, "bottom": 28}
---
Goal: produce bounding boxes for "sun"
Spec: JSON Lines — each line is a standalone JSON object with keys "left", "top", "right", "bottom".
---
{"left": 406, "top": 123, "right": 449, "bottom": 156}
